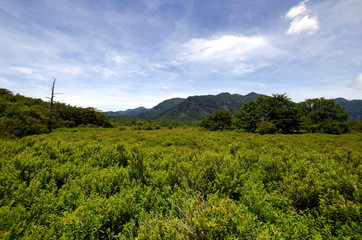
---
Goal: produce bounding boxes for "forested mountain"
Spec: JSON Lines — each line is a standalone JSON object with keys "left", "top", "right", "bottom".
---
{"left": 106, "top": 107, "right": 148, "bottom": 119}
{"left": 106, "top": 98, "right": 185, "bottom": 119}
{"left": 335, "top": 98, "right": 362, "bottom": 120}
{"left": 157, "top": 92, "right": 264, "bottom": 121}
{"left": 106, "top": 93, "right": 362, "bottom": 121}
{"left": 137, "top": 98, "right": 186, "bottom": 119}
{"left": 105, "top": 92, "right": 264, "bottom": 121}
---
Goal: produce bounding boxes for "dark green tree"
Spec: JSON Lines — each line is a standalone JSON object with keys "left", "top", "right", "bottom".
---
{"left": 235, "top": 94, "right": 301, "bottom": 133}
{"left": 299, "top": 98, "right": 349, "bottom": 133}
{"left": 200, "top": 110, "right": 233, "bottom": 131}
{"left": 0, "top": 88, "right": 112, "bottom": 137}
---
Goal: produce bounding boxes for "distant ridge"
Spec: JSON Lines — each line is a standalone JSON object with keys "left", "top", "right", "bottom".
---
{"left": 106, "top": 107, "right": 148, "bottom": 118}
{"left": 105, "top": 92, "right": 265, "bottom": 121}
{"left": 138, "top": 98, "right": 186, "bottom": 120}
{"left": 105, "top": 93, "right": 362, "bottom": 121}
{"left": 156, "top": 92, "right": 264, "bottom": 121}
{"left": 335, "top": 98, "right": 362, "bottom": 120}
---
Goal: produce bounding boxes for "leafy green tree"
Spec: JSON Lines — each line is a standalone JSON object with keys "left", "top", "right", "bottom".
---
{"left": 200, "top": 110, "right": 233, "bottom": 131}
{"left": 0, "top": 88, "right": 112, "bottom": 137}
{"left": 299, "top": 98, "right": 349, "bottom": 133}
{"left": 235, "top": 94, "right": 301, "bottom": 133}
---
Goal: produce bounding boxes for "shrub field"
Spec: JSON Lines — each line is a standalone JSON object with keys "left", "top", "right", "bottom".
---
{"left": 0, "top": 127, "right": 361, "bottom": 239}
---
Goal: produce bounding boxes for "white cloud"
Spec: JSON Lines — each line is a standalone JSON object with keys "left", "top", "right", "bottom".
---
{"left": 173, "top": 34, "right": 281, "bottom": 76}
{"left": 285, "top": 1, "right": 319, "bottom": 35}
{"left": 162, "top": 86, "right": 170, "bottom": 90}
{"left": 286, "top": 1, "right": 308, "bottom": 19}
{"left": 287, "top": 15, "right": 319, "bottom": 35}
{"left": 178, "top": 35, "right": 278, "bottom": 63}
{"left": 352, "top": 73, "right": 362, "bottom": 89}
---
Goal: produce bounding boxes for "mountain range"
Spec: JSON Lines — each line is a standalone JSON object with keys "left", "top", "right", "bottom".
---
{"left": 105, "top": 92, "right": 362, "bottom": 121}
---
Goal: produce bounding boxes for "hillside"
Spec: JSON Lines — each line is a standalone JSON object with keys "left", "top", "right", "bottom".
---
{"left": 335, "top": 98, "right": 362, "bottom": 120}
{"left": 106, "top": 107, "right": 148, "bottom": 119}
{"left": 0, "top": 88, "right": 112, "bottom": 137}
{"left": 157, "top": 92, "right": 264, "bottom": 121}
{"left": 137, "top": 98, "right": 186, "bottom": 119}
{"left": 105, "top": 92, "right": 264, "bottom": 121}
{"left": 106, "top": 93, "right": 362, "bottom": 121}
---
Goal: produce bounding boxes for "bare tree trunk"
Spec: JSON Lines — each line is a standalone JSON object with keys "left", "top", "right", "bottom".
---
{"left": 48, "top": 78, "right": 56, "bottom": 133}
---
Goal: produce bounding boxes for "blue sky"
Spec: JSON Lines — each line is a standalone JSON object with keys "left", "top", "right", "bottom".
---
{"left": 1, "top": 0, "right": 361, "bottom": 111}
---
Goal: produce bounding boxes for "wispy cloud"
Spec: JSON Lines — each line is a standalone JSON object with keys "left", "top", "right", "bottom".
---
{"left": 286, "top": 1, "right": 308, "bottom": 19}
{"left": 287, "top": 15, "right": 319, "bottom": 35}
{"left": 285, "top": 0, "right": 319, "bottom": 35}
{"left": 174, "top": 34, "right": 281, "bottom": 76}
{"left": 0, "top": 0, "right": 361, "bottom": 110}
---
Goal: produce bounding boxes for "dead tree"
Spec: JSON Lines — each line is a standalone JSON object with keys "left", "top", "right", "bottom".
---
{"left": 47, "top": 78, "right": 56, "bottom": 133}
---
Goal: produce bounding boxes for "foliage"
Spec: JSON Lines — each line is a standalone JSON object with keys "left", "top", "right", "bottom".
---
{"left": 300, "top": 98, "right": 349, "bottom": 133}
{"left": 235, "top": 94, "right": 301, "bottom": 133}
{"left": 256, "top": 121, "right": 278, "bottom": 134}
{"left": 350, "top": 120, "right": 362, "bottom": 132}
{"left": 0, "top": 127, "right": 361, "bottom": 239}
{"left": 111, "top": 118, "right": 198, "bottom": 129}
{"left": 200, "top": 110, "right": 233, "bottom": 131}
{"left": 0, "top": 89, "right": 112, "bottom": 138}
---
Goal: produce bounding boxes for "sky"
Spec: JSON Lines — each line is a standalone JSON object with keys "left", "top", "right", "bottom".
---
{"left": 1, "top": 0, "right": 361, "bottom": 111}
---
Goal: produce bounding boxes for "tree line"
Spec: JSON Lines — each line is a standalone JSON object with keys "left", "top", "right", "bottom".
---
{"left": 201, "top": 94, "right": 352, "bottom": 134}
{"left": 1, "top": 89, "right": 357, "bottom": 137}
{"left": 0, "top": 88, "right": 112, "bottom": 138}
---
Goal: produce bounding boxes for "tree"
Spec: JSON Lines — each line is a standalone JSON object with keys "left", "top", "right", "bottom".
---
{"left": 235, "top": 94, "right": 301, "bottom": 133}
{"left": 0, "top": 88, "right": 112, "bottom": 137}
{"left": 299, "top": 98, "right": 349, "bottom": 133}
{"left": 200, "top": 110, "right": 233, "bottom": 131}
{"left": 48, "top": 78, "right": 56, "bottom": 133}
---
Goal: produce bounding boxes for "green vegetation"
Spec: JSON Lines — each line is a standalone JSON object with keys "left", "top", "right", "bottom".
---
{"left": 0, "top": 127, "right": 361, "bottom": 239}
{"left": 300, "top": 98, "right": 349, "bottom": 134}
{"left": 0, "top": 89, "right": 112, "bottom": 138}
{"left": 1, "top": 88, "right": 361, "bottom": 238}
{"left": 198, "top": 94, "right": 350, "bottom": 134}
{"left": 235, "top": 94, "right": 301, "bottom": 133}
{"left": 200, "top": 110, "right": 233, "bottom": 131}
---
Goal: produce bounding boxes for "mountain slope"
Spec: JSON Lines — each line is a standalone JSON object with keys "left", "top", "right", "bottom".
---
{"left": 157, "top": 92, "right": 265, "bottom": 121}
{"left": 335, "top": 98, "right": 362, "bottom": 120}
{"left": 105, "top": 98, "right": 185, "bottom": 119}
{"left": 137, "top": 98, "right": 185, "bottom": 119}
{"left": 106, "top": 107, "right": 148, "bottom": 118}
{"left": 105, "top": 93, "right": 362, "bottom": 122}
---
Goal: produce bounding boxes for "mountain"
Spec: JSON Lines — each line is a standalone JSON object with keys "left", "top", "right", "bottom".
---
{"left": 105, "top": 98, "right": 185, "bottom": 119}
{"left": 137, "top": 98, "right": 185, "bottom": 119}
{"left": 157, "top": 92, "right": 264, "bottom": 121}
{"left": 335, "top": 98, "right": 362, "bottom": 121}
{"left": 105, "top": 92, "right": 263, "bottom": 121}
{"left": 105, "top": 93, "right": 362, "bottom": 122}
{"left": 106, "top": 107, "right": 148, "bottom": 118}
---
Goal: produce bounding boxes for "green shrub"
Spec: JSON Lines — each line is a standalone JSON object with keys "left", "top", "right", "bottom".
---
{"left": 256, "top": 121, "right": 278, "bottom": 134}
{"left": 200, "top": 110, "right": 233, "bottom": 131}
